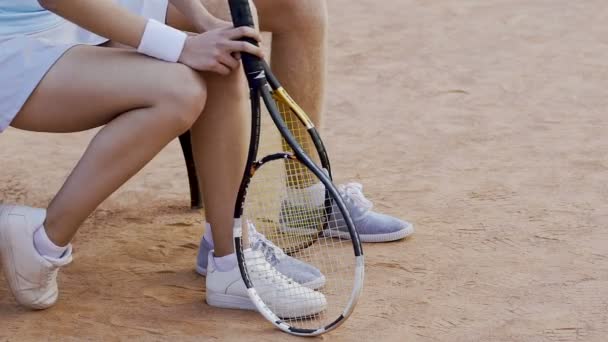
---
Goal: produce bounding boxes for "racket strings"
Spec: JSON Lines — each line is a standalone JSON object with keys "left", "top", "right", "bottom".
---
{"left": 244, "top": 150, "right": 355, "bottom": 329}
{"left": 244, "top": 155, "right": 355, "bottom": 329}
{"left": 253, "top": 96, "right": 323, "bottom": 253}
{"left": 251, "top": 97, "right": 316, "bottom": 253}
{"left": 242, "top": 91, "right": 356, "bottom": 329}
{"left": 275, "top": 98, "right": 320, "bottom": 189}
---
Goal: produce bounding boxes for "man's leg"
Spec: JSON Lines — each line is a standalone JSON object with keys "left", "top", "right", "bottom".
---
{"left": 254, "top": 0, "right": 415, "bottom": 243}
{"left": 254, "top": 0, "right": 327, "bottom": 129}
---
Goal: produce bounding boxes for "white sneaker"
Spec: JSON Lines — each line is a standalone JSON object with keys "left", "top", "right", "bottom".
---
{"left": 196, "top": 223, "right": 326, "bottom": 290}
{"left": 0, "top": 205, "right": 73, "bottom": 309}
{"left": 206, "top": 249, "right": 327, "bottom": 318}
{"left": 248, "top": 224, "right": 326, "bottom": 289}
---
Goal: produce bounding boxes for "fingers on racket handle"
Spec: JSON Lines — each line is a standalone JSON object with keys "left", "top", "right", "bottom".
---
{"left": 229, "top": 0, "right": 265, "bottom": 79}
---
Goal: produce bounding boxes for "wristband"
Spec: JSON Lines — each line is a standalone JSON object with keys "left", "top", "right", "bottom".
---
{"left": 137, "top": 19, "right": 187, "bottom": 63}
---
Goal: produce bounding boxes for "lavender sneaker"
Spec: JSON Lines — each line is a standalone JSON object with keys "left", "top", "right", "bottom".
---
{"left": 324, "top": 183, "right": 414, "bottom": 242}
{"left": 280, "top": 182, "right": 414, "bottom": 243}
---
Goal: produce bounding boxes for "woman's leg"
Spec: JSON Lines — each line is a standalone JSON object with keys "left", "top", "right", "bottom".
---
{"left": 167, "top": 1, "right": 254, "bottom": 257}
{"left": 11, "top": 45, "right": 207, "bottom": 246}
{"left": 189, "top": 70, "right": 249, "bottom": 257}
{"left": 167, "top": 1, "right": 327, "bottom": 293}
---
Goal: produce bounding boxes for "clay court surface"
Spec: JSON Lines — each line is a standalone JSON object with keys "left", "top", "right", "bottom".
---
{"left": 2, "top": 0, "right": 608, "bottom": 340}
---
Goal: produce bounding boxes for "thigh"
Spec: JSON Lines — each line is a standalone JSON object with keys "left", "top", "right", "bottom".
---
{"left": 166, "top": 0, "right": 257, "bottom": 32}
{"left": 253, "top": 0, "right": 327, "bottom": 32}
{"left": 12, "top": 44, "right": 197, "bottom": 133}
{"left": 251, "top": 0, "right": 278, "bottom": 31}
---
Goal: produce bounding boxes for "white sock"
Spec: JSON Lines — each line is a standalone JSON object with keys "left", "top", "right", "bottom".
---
{"left": 213, "top": 253, "right": 237, "bottom": 272}
{"left": 33, "top": 225, "right": 68, "bottom": 259}
{"left": 203, "top": 222, "right": 214, "bottom": 247}
{"left": 286, "top": 168, "right": 329, "bottom": 208}
{"left": 287, "top": 182, "right": 326, "bottom": 207}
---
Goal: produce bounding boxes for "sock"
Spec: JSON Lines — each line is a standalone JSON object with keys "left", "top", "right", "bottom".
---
{"left": 287, "top": 182, "right": 326, "bottom": 207}
{"left": 203, "top": 222, "right": 214, "bottom": 247}
{"left": 213, "top": 253, "right": 237, "bottom": 272}
{"left": 286, "top": 168, "right": 329, "bottom": 207}
{"left": 33, "top": 225, "right": 68, "bottom": 259}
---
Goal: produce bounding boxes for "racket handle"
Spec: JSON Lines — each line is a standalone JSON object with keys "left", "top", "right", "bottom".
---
{"left": 228, "top": 0, "right": 265, "bottom": 83}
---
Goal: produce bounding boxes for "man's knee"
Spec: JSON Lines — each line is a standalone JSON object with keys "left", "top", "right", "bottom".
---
{"left": 257, "top": 0, "right": 327, "bottom": 33}
{"left": 203, "top": 0, "right": 258, "bottom": 24}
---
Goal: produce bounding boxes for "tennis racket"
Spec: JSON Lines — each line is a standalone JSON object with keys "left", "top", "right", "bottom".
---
{"left": 228, "top": 0, "right": 364, "bottom": 336}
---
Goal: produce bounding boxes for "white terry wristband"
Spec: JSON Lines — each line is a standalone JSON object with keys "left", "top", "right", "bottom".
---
{"left": 137, "top": 19, "right": 187, "bottom": 63}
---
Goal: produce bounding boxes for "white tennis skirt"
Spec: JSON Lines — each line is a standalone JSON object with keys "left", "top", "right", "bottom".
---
{"left": 0, "top": 0, "right": 169, "bottom": 133}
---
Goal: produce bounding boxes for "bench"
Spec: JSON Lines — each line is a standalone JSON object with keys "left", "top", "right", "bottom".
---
{"left": 178, "top": 131, "right": 203, "bottom": 209}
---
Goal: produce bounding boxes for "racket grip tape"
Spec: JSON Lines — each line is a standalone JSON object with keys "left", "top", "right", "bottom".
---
{"left": 228, "top": 0, "right": 265, "bottom": 82}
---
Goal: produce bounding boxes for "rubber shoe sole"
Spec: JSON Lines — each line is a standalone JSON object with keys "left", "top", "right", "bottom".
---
{"left": 206, "top": 292, "right": 257, "bottom": 312}
{"left": 195, "top": 264, "right": 207, "bottom": 277}
{"left": 198, "top": 265, "right": 326, "bottom": 290}
{"left": 323, "top": 222, "right": 414, "bottom": 242}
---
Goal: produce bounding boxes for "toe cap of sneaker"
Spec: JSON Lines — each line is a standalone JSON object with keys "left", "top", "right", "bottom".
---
{"left": 275, "top": 258, "right": 325, "bottom": 289}
{"left": 363, "top": 212, "right": 412, "bottom": 232}
{"left": 14, "top": 286, "right": 59, "bottom": 310}
{"left": 274, "top": 291, "right": 327, "bottom": 318}
{"left": 356, "top": 213, "right": 414, "bottom": 242}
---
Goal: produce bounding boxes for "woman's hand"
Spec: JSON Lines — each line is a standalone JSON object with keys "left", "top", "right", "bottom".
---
{"left": 178, "top": 26, "right": 263, "bottom": 75}
{"left": 200, "top": 16, "right": 233, "bottom": 32}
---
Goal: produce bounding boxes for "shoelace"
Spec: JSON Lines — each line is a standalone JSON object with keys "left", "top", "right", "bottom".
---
{"left": 249, "top": 224, "right": 285, "bottom": 266}
{"left": 339, "top": 182, "right": 373, "bottom": 215}
{"left": 42, "top": 250, "right": 71, "bottom": 286}
{"left": 246, "top": 250, "right": 297, "bottom": 291}
{"left": 44, "top": 267, "right": 57, "bottom": 286}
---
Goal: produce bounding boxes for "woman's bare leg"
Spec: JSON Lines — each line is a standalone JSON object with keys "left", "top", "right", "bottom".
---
{"left": 167, "top": 1, "right": 255, "bottom": 257}
{"left": 11, "top": 46, "right": 207, "bottom": 246}
{"left": 189, "top": 71, "right": 249, "bottom": 257}
{"left": 168, "top": 3, "right": 330, "bottom": 293}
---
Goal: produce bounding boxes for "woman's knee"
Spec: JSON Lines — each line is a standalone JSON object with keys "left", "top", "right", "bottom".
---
{"left": 154, "top": 64, "right": 207, "bottom": 133}
{"left": 217, "top": 69, "right": 248, "bottom": 101}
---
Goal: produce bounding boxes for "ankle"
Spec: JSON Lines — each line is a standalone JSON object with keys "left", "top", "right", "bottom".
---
{"left": 213, "top": 252, "right": 237, "bottom": 272}
{"left": 43, "top": 213, "right": 71, "bottom": 247}
{"left": 33, "top": 225, "right": 69, "bottom": 259}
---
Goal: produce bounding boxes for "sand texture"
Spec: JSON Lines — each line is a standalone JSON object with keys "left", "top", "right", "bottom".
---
{"left": 2, "top": 0, "right": 608, "bottom": 341}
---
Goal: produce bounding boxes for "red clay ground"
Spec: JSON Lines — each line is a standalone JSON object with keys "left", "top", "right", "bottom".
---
{"left": 2, "top": 0, "right": 608, "bottom": 340}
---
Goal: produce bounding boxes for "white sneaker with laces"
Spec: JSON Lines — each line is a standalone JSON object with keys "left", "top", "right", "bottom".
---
{"left": 206, "top": 249, "right": 327, "bottom": 318}
{"left": 196, "top": 223, "right": 326, "bottom": 290}
{"left": 0, "top": 205, "right": 73, "bottom": 310}
{"left": 248, "top": 224, "right": 326, "bottom": 289}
